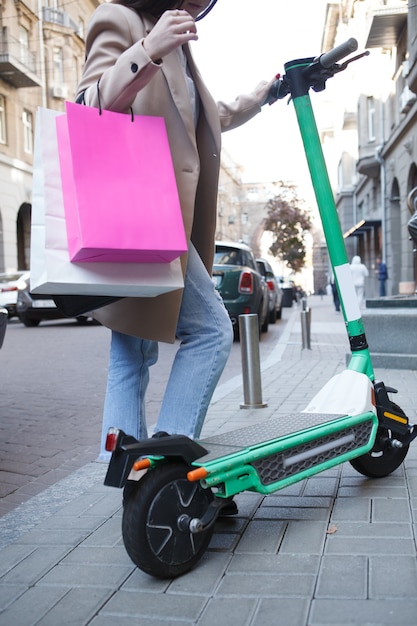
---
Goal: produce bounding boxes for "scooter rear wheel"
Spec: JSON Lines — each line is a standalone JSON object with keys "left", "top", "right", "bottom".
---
{"left": 122, "top": 462, "right": 214, "bottom": 578}
{"left": 350, "top": 403, "right": 409, "bottom": 477}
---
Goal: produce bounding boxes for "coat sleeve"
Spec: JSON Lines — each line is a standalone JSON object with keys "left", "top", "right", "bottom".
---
{"left": 217, "top": 77, "right": 272, "bottom": 132}
{"left": 76, "top": 4, "right": 161, "bottom": 113}
{"left": 217, "top": 93, "right": 263, "bottom": 132}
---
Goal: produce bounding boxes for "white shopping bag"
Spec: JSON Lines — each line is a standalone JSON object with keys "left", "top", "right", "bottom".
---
{"left": 30, "top": 107, "right": 184, "bottom": 297}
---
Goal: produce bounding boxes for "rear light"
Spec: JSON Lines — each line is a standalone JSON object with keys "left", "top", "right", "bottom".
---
{"left": 266, "top": 280, "right": 275, "bottom": 291}
{"left": 0, "top": 286, "right": 17, "bottom": 293}
{"left": 105, "top": 427, "right": 120, "bottom": 452}
{"left": 239, "top": 271, "right": 253, "bottom": 294}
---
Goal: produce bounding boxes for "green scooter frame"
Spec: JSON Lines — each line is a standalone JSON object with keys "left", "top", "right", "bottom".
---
{"left": 104, "top": 39, "right": 417, "bottom": 579}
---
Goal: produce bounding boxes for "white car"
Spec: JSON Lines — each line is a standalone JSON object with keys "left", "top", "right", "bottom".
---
{"left": 0, "top": 271, "right": 27, "bottom": 318}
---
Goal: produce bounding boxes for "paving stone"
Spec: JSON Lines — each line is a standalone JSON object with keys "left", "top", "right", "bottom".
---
{"left": 234, "top": 519, "right": 286, "bottom": 553}
{"left": 325, "top": 521, "right": 413, "bottom": 538}
{"left": 167, "top": 552, "right": 231, "bottom": 595}
{"left": 338, "top": 485, "right": 408, "bottom": 498}
{"left": 91, "top": 617, "right": 190, "bottom": 626}
{"left": 315, "top": 555, "right": 368, "bottom": 598}
{"left": 310, "top": 598, "right": 417, "bottom": 625}
{"left": 371, "top": 497, "right": 411, "bottom": 523}
{"left": 79, "top": 515, "right": 122, "bottom": 547}
{"left": 331, "top": 496, "right": 371, "bottom": 521}
{"left": 99, "top": 589, "right": 207, "bottom": 620}
{"left": 279, "top": 521, "right": 328, "bottom": 554}
{"left": 227, "top": 553, "right": 319, "bottom": 575}
{"left": 369, "top": 555, "right": 417, "bottom": 598}
{"left": 197, "top": 596, "right": 257, "bottom": 626}
{"left": 12, "top": 527, "right": 93, "bottom": 547}
{"left": 215, "top": 571, "right": 316, "bottom": 597}
{"left": 0, "top": 544, "right": 36, "bottom": 577}
{"left": 37, "top": 562, "right": 135, "bottom": 588}
{"left": 0, "top": 546, "right": 71, "bottom": 585}
{"left": 0, "top": 584, "right": 27, "bottom": 611}
{"left": 35, "top": 587, "right": 114, "bottom": 626}
{"left": 255, "top": 505, "right": 330, "bottom": 521}
{"left": 325, "top": 535, "right": 415, "bottom": 556}
{"left": 252, "top": 597, "right": 310, "bottom": 626}
{"left": 208, "top": 531, "right": 241, "bottom": 551}
{"left": 0, "top": 585, "right": 69, "bottom": 624}
{"left": 302, "top": 476, "right": 339, "bottom": 497}
{"left": 61, "top": 545, "right": 133, "bottom": 567}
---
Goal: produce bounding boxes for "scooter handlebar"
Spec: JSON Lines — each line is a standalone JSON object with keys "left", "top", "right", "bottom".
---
{"left": 320, "top": 38, "right": 358, "bottom": 68}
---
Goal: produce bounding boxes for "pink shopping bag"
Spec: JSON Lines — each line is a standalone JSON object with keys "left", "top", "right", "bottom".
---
{"left": 56, "top": 102, "right": 187, "bottom": 263}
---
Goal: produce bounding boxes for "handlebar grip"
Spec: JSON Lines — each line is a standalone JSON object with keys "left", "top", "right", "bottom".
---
{"left": 320, "top": 38, "right": 358, "bottom": 68}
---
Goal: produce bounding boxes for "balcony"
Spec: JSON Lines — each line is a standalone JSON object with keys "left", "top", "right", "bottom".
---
{"left": 0, "top": 30, "right": 41, "bottom": 88}
{"left": 42, "top": 7, "right": 81, "bottom": 36}
{"left": 365, "top": 5, "right": 408, "bottom": 49}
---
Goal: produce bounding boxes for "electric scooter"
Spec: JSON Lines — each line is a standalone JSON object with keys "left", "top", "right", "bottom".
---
{"left": 104, "top": 39, "right": 417, "bottom": 578}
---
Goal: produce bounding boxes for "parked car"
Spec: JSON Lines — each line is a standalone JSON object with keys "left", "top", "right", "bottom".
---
{"left": 16, "top": 273, "right": 92, "bottom": 327}
{"left": 212, "top": 241, "right": 269, "bottom": 340}
{"left": 256, "top": 258, "right": 283, "bottom": 323}
{"left": 0, "top": 307, "right": 7, "bottom": 348}
{"left": 0, "top": 271, "right": 27, "bottom": 318}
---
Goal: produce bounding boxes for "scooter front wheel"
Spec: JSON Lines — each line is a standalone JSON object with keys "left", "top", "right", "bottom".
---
{"left": 122, "top": 462, "right": 214, "bottom": 578}
{"left": 350, "top": 405, "right": 409, "bottom": 479}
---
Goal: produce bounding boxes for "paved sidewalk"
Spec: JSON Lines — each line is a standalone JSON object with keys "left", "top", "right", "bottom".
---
{"left": 0, "top": 295, "right": 416, "bottom": 625}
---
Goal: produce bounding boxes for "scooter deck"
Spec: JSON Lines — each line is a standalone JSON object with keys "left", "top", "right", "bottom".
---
{"left": 191, "top": 411, "right": 378, "bottom": 496}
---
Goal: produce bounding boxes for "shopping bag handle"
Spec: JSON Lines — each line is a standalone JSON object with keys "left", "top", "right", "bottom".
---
{"left": 96, "top": 79, "right": 134, "bottom": 122}
{"left": 75, "top": 81, "right": 134, "bottom": 122}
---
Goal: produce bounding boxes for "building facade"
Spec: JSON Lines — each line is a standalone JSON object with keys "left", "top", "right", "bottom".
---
{"left": 321, "top": 0, "right": 417, "bottom": 297}
{"left": 0, "top": 0, "right": 98, "bottom": 273}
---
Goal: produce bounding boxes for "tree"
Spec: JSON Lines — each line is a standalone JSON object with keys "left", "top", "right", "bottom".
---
{"left": 263, "top": 181, "right": 312, "bottom": 273}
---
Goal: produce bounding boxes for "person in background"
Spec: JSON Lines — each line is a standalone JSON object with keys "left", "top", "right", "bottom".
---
{"left": 330, "top": 276, "right": 340, "bottom": 312}
{"left": 76, "top": 0, "right": 279, "bottom": 477}
{"left": 375, "top": 255, "right": 388, "bottom": 297}
{"left": 350, "top": 255, "right": 369, "bottom": 309}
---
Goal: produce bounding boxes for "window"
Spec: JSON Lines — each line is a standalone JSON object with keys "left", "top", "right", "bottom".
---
{"left": 0, "top": 95, "right": 6, "bottom": 144}
{"left": 367, "top": 96, "right": 376, "bottom": 142}
{"left": 19, "top": 25, "right": 30, "bottom": 67}
{"left": 22, "top": 109, "right": 33, "bottom": 153}
{"left": 53, "top": 47, "right": 64, "bottom": 84}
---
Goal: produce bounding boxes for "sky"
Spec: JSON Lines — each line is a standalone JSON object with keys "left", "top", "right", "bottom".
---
{"left": 190, "top": 0, "right": 330, "bottom": 185}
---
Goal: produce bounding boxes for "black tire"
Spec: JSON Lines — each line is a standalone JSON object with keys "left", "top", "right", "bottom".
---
{"left": 269, "top": 309, "right": 277, "bottom": 324}
{"left": 276, "top": 305, "right": 282, "bottom": 320}
{"left": 260, "top": 304, "right": 268, "bottom": 333}
{"left": 233, "top": 324, "right": 240, "bottom": 342}
{"left": 18, "top": 314, "right": 40, "bottom": 327}
{"left": 122, "top": 463, "right": 214, "bottom": 578}
{"left": 350, "top": 403, "right": 409, "bottom": 478}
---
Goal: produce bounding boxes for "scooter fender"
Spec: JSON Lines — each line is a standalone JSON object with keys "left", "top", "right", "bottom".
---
{"left": 302, "top": 369, "right": 375, "bottom": 417}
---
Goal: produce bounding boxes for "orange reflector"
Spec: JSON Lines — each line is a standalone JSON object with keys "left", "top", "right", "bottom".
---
{"left": 187, "top": 467, "right": 208, "bottom": 482}
{"left": 383, "top": 411, "right": 408, "bottom": 425}
{"left": 132, "top": 458, "right": 151, "bottom": 472}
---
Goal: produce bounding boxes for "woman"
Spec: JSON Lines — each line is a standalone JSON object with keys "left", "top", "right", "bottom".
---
{"left": 76, "top": 0, "right": 277, "bottom": 460}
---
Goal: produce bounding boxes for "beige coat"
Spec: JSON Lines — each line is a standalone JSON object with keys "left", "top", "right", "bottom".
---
{"left": 77, "top": 4, "right": 265, "bottom": 342}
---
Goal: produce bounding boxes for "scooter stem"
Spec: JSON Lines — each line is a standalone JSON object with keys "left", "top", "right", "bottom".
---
{"left": 285, "top": 59, "right": 374, "bottom": 380}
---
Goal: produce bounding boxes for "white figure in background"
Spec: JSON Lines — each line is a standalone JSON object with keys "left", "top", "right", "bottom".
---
{"left": 350, "top": 255, "right": 369, "bottom": 309}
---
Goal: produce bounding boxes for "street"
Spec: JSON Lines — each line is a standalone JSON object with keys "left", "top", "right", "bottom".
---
{"left": 0, "top": 309, "right": 292, "bottom": 516}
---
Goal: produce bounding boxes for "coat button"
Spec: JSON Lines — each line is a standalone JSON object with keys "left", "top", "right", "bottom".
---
{"left": 131, "top": 63, "right": 138, "bottom": 73}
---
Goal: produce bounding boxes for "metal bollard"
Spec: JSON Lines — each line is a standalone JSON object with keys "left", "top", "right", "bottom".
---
{"left": 300, "top": 300, "right": 312, "bottom": 350}
{"left": 239, "top": 314, "right": 267, "bottom": 408}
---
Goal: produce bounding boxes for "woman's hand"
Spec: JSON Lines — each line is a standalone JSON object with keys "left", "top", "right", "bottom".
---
{"left": 143, "top": 10, "right": 198, "bottom": 62}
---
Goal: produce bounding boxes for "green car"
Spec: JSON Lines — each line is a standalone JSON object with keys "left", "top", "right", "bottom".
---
{"left": 212, "top": 241, "right": 269, "bottom": 340}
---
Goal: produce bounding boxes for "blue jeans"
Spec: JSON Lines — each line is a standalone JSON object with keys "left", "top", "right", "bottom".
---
{"left": 99, "top": 243, "right": 233, "bottom": 460}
